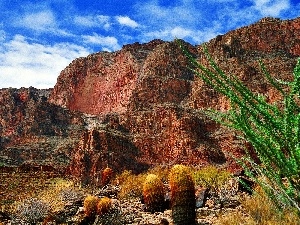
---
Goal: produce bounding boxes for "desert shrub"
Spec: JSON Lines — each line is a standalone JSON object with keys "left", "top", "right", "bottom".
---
{"left": 193, "top": 166, "right": 231, "bottom": 192}
{"left": 169, "top": 165, "right": 196, "bottom": 225}
{"left": 116, "top": 171, "right": 147, "bottom": 200}
{"left": 179, "top": 40, "right": 300, "bottom": 213}
{"left": 113, "top": 170, "right": 132, "bottom": 186}
{"left": 37, "top": 177, "right": 81, "bottom": 212}
{"left": 237, "top": 186, "right": 300, "bottom": 225}
{"left": 83, "top": 195, "right": 99, "bottom": 218}
{"left": 60, "top": 188, "right": 83, "bottom": 203}
{"left": 147, "top": 165, "right": 170, "bottom": 183}
{"left": 143, "top": 174, "right": 165, "bottom": 212}
{"left": 16, "top": 198, "right": 50, "bottom": 224}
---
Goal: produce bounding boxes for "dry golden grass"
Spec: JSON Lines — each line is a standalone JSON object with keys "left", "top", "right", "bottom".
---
{"left": 193, "top": 166, "right": 231, "bottom": 191}
{"left": 0, "top": 171, "right": 84, "bottom": 214}
{"left": 36, "top": 178, "right": 83, "bottom": 212}
{"left": 216, "top": 211, "right": 255, "bottom": 225}
{"left": 216, "top": 186, "right": 300, "bottom": 225}
{"left": 116, "top": 170, "right": 147, "bottom": 200}
{"left": 241, "top": 187, "right": 300, "bottom": 225}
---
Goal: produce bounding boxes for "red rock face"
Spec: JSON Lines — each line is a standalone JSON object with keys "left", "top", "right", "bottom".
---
{"left": 68, "top": 126, "right": 149, "bottom": 186}
{"left": 0, "top": 87, "right": 85, "bottom": 167}
{"left": 61, "top": 17, "right": 300, "bottom": 183}
{"left": 49, "top": 40, "right": 165, "bottom": 115}
{"left": 2, "top": 17, "right": 300, "bottom": 183}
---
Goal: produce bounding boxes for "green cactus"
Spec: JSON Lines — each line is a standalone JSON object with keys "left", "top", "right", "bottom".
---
{"left": 143, "top": 173, "right": 165, "bottom": 212}
{"left": 169, "top": 165, "right": 196, "bottom": 225}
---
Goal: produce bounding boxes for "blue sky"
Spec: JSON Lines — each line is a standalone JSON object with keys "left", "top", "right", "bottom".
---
{"left": 0, "top": 0, "right": 299, "bottom": 88}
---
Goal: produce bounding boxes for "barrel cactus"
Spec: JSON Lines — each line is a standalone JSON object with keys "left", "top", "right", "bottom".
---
{"left": 169, "top": 165, "right": 196, "bottom": 225}
{"left": 97, "top": 197, "right": 112, "bottom": 215}
{"left": 102, "top": 167, "right": 113, "bottom": 186}
{"left": 143, "top": 173, "right": 165, "bottom": 212}
{"left": 83, "top": 195, "right": 99, "bottom": 218}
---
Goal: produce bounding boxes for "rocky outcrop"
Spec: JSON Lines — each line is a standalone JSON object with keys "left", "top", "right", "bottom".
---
{"left": 49, "top": 40, "right": 165, "bottom": 115}
{"left": 0, "top": 87, "right": 85, "bottom": 167}
{"left": 68, "top": 115, "right": 149, "bottom": 186}
{"left": 2, "top": 17, "right": 300, "bottom": 183}
{"left": 63, "top": 17, "right": 300, "bottom": 183}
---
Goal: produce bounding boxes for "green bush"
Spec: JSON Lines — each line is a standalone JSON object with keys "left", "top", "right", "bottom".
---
{"left": 179, "top": 40, "right": 300, "bottom": 213}
{"left": 193, "top": 166, "right": 231, "bottom": 192}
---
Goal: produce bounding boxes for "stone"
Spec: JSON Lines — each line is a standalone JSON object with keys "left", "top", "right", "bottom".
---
{"left": 0, "top": 87, "right": 85, "bottom": 170}
{"left": 1, "top": 17, "right": 300, "bottom": 180}
{"left": 205, "top": 199, "right": 215, "bottom": 209}
{"left": 195, "top": 187, "right": 208, "bottom": 208}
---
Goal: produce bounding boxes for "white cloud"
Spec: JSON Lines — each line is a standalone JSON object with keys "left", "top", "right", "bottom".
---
{"left": 135, "top": 1, "right": 201, "bottom": 29}
{"left": 82, "top": 33, "right": 121, "bottom": 51}
{"left": 170, "top": 27, "right": 192, "bottom": 38}
{"left": 97, "top": 15, "right": 112, "bottom": 30}
{"left": 74, "top": 15, "right": 111, "bottom": 30}
{"left": 74, "top": 16, "right": 96, "bottom": 27}
{"left": 145, "top": 26, "right": 192, "bottom": 40}
{"left": 0, "top": 35, "right": 90, "bottom": 88}
{"left": 20, "top": 10, "right": 56, "bottom": 31}
{"left": 135, "top": 0, "right": 294, "bottom": 45}
{"left": 252, "top": 0, "right": 290, "bottom": 17}
{"left": 116, "top": 16, "right": 139, "bottom": 28}
{"left": 13, "top": 9, "right": 72, "bottom": 36}
{"left": 135, "top": 1, "right": 227, "bottom": 44}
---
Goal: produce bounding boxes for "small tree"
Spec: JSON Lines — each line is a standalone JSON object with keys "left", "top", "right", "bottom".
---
{"left": 179, "top": 40, "right": 300, "bottom": 212}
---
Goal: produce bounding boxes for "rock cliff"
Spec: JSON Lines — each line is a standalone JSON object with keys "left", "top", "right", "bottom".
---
{"left": 0, "top": 87, "right": 85, "bottom": 168}
{"left": 1, "top": 17, "right": 300, "bottom": 183}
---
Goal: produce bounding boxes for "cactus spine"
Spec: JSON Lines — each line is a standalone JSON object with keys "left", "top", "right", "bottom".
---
{"left": 169, "top": 165, "right": 196, "bottom": 225}
{"left": 143, "top": 174, "right": 165, "bottom": 212}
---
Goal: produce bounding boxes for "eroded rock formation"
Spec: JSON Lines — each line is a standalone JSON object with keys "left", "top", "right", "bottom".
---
{"left": 1, "top": 17, "right": 300, "bottom": 184}
{"left": 62, "top": 17, "right": 300, "bottom": 183}
{"left": 0, "top": 87, "right": 85, "bottom": 168}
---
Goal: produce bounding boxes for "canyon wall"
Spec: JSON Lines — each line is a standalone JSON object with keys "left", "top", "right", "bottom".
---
{"left": 0, "top": 87, "right": 85, "bottom": 168}
{"left": 1, "top": 17, "right": 300, "bottom": 183}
